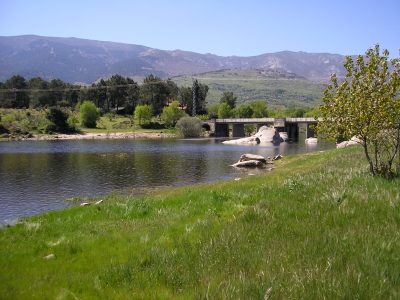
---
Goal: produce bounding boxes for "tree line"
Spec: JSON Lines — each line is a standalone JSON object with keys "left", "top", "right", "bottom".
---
{"left": 0, "top": 74, "right": 209, "bottom": 116}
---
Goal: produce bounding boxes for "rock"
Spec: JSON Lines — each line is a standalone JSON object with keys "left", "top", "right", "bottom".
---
{"left": 232, "top": 160, "right": 265, "bottom": 168}
{"left": 254, "top": 126, "right": 282, "bottom": 144}
{"left": 239, "top": 153, "right": 267, "bottom": 163}
{"left": 273, "top": 154, "right": 283, "bottom": 161}
{"left": 223, "top": 126, "right": 284, "bottom": 145}
{"left": 305, "top": 137, "right": 318, "bottom": 144}
{"left": 337, "top": 136, "right": 363, "bottom": 148}
{"left": 80, "top": 202, "right": 91, "bottom": 206}
{"left": 279, "top": 132, "right": 289, "bottom": 142}
{"left": 234, "top": 178, "right": 241, "bottom": 181}
{"left": 336, "top": 140, "right": 359, "bottom": 148}
{"left": 95, "top": 199, "right": 103, "bottom": 205}
{"left": 222, "top": 136, "right": 260, "bottom": 145}
{"left": 43, "top": 253, "right": 55, "bottom": 260}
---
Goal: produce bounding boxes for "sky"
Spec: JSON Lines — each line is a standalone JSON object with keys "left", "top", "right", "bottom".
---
{"left": 0, "top": 0, "right": 399, "bottom": 57}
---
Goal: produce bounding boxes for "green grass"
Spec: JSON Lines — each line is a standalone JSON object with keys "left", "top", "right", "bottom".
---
{"left": 1, "top": 147, "right": 400, "bottom": 299}
{"left": 172, "top": 69, "right": 327, "bottom": 109}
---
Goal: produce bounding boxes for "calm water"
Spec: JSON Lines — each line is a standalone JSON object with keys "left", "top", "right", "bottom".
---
{"left": 0, "top": 138, "right": 333, "bottom": 224}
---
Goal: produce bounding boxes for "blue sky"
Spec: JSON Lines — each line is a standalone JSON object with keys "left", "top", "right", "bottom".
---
{"left": 0, "top": 0, "right": 399, "bottom": 57}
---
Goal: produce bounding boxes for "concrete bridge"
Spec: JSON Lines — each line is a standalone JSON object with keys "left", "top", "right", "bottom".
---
{"left": 204, "top": 117, "right": 319, "bottom": 140}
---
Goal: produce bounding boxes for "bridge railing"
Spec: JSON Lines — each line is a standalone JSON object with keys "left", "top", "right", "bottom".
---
{"left": 214, "top": 118, "right": 275, "bottom": 123}
{"left": 212, "top": 117, "right": 320, "bottom": 124}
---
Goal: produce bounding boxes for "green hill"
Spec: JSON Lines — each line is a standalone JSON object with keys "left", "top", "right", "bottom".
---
{"left": 172, "top": 69, "right": 327, "bottom": 109}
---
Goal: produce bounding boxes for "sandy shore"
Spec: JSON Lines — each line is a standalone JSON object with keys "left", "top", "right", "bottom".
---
{"left": 25, "top": 131, "right": 176, "bottom": 141}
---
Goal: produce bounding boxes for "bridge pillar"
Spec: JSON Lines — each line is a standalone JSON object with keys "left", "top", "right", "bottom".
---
{"left": 232, "top": 124, "right": 245, "bottom": 137}
{"left": 305, "top": 124, "right": 315, "bottom": 138}
{"left": 215, "top": 123, "right": 229, "bottom": 137}
{"left": 286, "top": 123, "right": 299, "bottom": 141}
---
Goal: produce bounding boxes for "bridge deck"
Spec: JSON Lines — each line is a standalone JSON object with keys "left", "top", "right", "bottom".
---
{"left": 213, "top": 117, "right": 319, "bottom": 124}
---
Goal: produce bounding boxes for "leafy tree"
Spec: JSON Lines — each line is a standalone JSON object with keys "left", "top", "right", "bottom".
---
{"left": 218, "top": 102, "right": 232, "bottom": 118}
{"left": 125, "top": 78, "right": 140, "bottom": 114}
{"left": 28, "top": 77, "right": 49, "bottom": 108}
{"left": 140, "top": 75, "right": 170, "bottom": 115}
{"left": 317, "top": 45, "right": 400, "bottom": 178}
{"left": 134, "top": 104, "right": 153, "bottom": 126}
{"left": 47, "top": 79, "right": 66, "bottom": 107}
{"left": 235, "top": 103, "right": 253, "bottom": 118}
{"left": 107, "top": 74, "right": 129, "bottom": 112}
{"left": 250, "top": 100, "right": 268, "bottom": 118}
{"left": 46, "top": 107, "right": 71, "bottom": 133}
{"left": 80, "top": 101, "right": 100, "bottom": 128}
{"left": 176, "top": 116, "right": 203, "bottom": 138}
{"left": 161, "top": 101, "right": 186, "bottom": 127}
{"left": 1, "top": 75, "right": 30, "bottom": 108}
{"left": 207, "top": 103, "right": 220, "bottom": 119}
{"left": 219, "top": 91, "right": 237, "bottom": 109}
{"left": 165, "top": 79, "right": 179, "bottom": 100}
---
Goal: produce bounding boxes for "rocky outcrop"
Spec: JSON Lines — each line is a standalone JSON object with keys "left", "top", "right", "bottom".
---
{"left": 223, "top": 126, "right": 286, "bottom": 145}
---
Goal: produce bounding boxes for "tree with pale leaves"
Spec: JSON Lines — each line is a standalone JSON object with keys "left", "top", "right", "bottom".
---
{"left": 317, "top": 45, "right": 400, "bottom": 178}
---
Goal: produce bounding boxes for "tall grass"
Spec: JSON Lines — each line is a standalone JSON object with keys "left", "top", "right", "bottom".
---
{"left": 1, "top": 147, "right": 399, "bottom": 299}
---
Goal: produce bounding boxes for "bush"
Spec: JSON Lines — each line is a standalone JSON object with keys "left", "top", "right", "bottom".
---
{"left": 176, "top": 117, "right": 203, "bottom": 138}
{"left": 67, "top": 114, "right": 80, "bottom": 131}
{"left": 218, "top": 102, "right": 232, "bottom": 118}
{"left": 46, "top": 107, "right": 71, "bottom": 133}
{"left": 134, "top": 105, "right": 153, "bottom": 127}
{"left": 161, "top": 101, "right": 186, "bottom": 127}
{"left": 80, "top": 101, "right": 100, "bottom": 128}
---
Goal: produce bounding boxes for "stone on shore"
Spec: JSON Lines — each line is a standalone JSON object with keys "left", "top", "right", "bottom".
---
{"left": 336, "top": 136, "right": 362, "bottom": 148}
{"left": 239, "top": 153, "right": 267, "bottom": 163}
{"left": 231, "top": 160, "right": 265, "bottom": 168}
{"left": 305, "top": 137, "right": 318, "bottom": 144}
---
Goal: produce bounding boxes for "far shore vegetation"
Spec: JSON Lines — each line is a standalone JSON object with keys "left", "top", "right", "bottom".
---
{"left": 0, "top": 73, "right": 318, "bottom": 140}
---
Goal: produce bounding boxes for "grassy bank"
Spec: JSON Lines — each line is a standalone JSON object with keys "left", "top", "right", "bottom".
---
{"left": 1, "top": 147, "right": 400, "bottom": 299}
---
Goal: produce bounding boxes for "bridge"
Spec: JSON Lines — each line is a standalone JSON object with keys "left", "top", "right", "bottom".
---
{"left": 204, "top": 117, "right": 319, "bottom": 140}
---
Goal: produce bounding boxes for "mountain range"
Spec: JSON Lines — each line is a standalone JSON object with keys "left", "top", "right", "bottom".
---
{"left": 0, "top": 35, "right": 348, "bottom": 83}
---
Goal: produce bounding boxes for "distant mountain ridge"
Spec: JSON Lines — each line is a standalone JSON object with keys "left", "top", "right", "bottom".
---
{"left": 0, "top": 35, "right": 347, "bottom": 83}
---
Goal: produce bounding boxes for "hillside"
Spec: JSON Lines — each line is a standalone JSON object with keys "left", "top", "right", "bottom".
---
{"left": 0, "top": 35, "right": 347, "bottom": 83}
{"left": 172, "top": 69, "right": 327, "bottom": 108}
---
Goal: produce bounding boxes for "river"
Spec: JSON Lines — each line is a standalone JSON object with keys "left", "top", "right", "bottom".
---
{"left": 0, "top": 138, "right": 334, "bottom": 224}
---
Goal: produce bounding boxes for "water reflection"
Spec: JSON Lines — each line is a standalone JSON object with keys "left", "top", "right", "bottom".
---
{"left": 0, "top": 139, "right": 334, "bottom": 223}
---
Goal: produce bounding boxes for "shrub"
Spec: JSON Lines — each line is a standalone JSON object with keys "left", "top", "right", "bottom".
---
{"left": 46, "top": 107, "right": 71, "bottom": 133}
{"left": 176, "top": 116, "right": 203, "bottom": 138}
{"left": 134, "top": 105, "right": 153, "bottom": 127}
{"left": 80, "top": 101, "right": 100, "bottom": 128}
{"left": 161, "top": 101, "right": 186, "bottom": 127}
{"left": 67, "top": 114, "right": 80, "bottom": 131}
{"left": 217, "top": 102, "right": 232, "bottom": 118}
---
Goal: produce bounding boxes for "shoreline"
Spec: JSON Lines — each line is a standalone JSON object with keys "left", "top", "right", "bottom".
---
{"left": 2, "top": 131, "right": 177, "bottom": 141}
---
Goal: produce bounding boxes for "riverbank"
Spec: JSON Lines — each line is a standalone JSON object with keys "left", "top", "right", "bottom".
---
{"left": 0, "top": 131, "right": 177, "bottom": 141}
{"left": 1, "top": 146, "right": 400, "bottom": 298}
{"left": 31, "top": 131, "right": 176, "bottom": 140}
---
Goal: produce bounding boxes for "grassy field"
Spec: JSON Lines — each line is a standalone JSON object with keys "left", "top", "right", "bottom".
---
{"left": 172, "top": 69, "right": 327, "bottom": 109}
{"left": 1, "top": 146, "right": 400, "bottom": 299}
